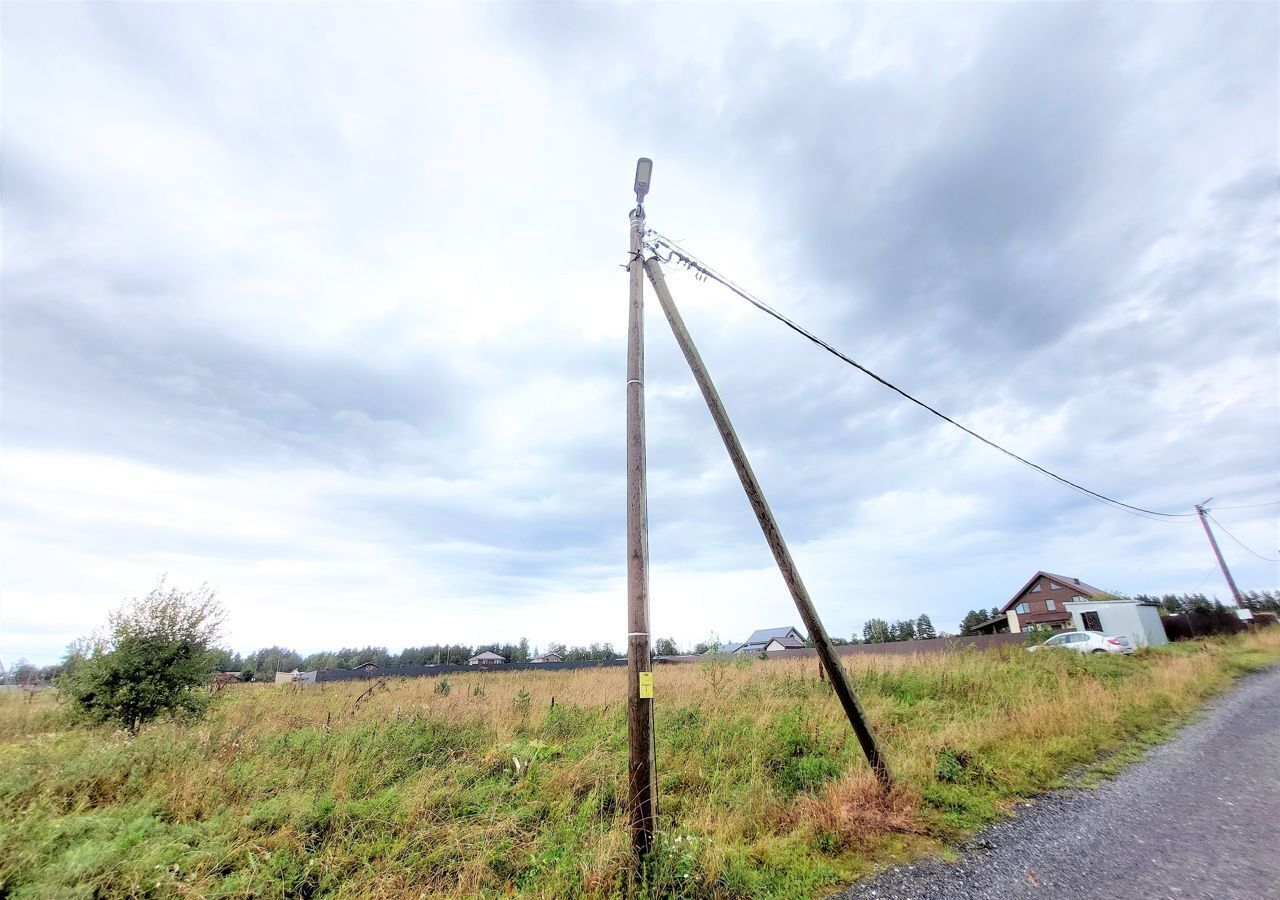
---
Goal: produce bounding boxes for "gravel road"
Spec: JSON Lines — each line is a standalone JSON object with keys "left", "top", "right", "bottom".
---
{"left": 831, "top": 664, "right": 1280, "bottom": 900}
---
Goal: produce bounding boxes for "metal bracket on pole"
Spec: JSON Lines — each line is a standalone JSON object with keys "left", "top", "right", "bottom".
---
{"left": 643, "top": 255, "right": 893, "bottom": 790}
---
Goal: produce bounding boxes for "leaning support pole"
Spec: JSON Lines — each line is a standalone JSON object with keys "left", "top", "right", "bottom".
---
{"left": 1196, "top": 504, "right": 1244, "bottom": 608}
{"left": 644, "top": 256, "right": 893, "bottom": 789}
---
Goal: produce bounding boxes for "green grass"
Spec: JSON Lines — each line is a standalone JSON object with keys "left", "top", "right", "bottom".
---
{"left": 1, "top": 630, "right": 1276, "bottom": 899}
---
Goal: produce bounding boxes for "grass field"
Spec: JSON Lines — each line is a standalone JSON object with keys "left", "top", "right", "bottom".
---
{"left": 2, "top": 631, "right": 1277, "bottom": 899}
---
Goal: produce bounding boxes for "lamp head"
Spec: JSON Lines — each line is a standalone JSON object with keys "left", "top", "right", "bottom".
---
{"left": 634, "top": 157, "right": 653, "bottom": 204}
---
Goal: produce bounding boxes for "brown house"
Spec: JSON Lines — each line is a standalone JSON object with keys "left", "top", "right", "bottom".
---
{"left": 973, "top": 571, "right": 1106, "bottom": 634}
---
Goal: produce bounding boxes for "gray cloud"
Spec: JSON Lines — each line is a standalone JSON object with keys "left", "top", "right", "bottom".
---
{"left": 2, "top": 3, "right": 1275, "bottom": 663}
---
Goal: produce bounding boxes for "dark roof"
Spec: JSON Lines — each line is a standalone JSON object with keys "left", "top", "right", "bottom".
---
{"left": 743, "top": 626, "right": 805, "bottom": 646}
{"left": 1000, "top": 571, "right": 1104, "bottom": 613}
{"left": 764, "top": 635, "right": 806, "bottom": 649}
{"left": 1042, "top": 571, "right": 1105, "bottom": 596}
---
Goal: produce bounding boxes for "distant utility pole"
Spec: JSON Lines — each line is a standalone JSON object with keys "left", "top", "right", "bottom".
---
{"left": 1196, "top": 500, "right": 1244, "bottom": 608}
{"left": 625, "top": 158, "right": 657, "bottom": 858}
{"left": 643, "top": 256, "right": 893, "bottom": 791}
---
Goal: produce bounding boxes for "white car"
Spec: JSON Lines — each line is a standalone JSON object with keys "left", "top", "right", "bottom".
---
{"left": 1028, "top": 630, "right": 1133, "bottom": 654}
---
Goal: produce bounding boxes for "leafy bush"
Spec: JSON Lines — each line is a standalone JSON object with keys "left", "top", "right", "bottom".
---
{"left": 61, "top": 579, "right": 225, "bottom": 732}
{"left": 1022, "top": 625, "right": 1055, "bottom": 647}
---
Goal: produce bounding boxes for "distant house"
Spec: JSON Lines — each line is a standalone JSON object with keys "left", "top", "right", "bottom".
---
{"left": 738, "top": 626, "right": 806, "bottom": 653}
{"left": 973, "top": 572, "right": 1106, "bottom": 634}
{"left": 352, "top": 661, "right": 379, "bottom": 672}
{"left": 530, "top": 652, "right": 563, "bottom": 664}
{"left": 468, "top": 651, "right": 506, "bottom": 666}
{"left": 211, "top": 672, "right": 241, "bottom": 689}
{"left": 700, "top": 626, "right": 807, "bottom": 656}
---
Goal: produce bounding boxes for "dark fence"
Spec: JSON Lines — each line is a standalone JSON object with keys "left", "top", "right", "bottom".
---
{"left": 312, "top": 657, "right": 632, "bottom": 684}
{"left": 1160, "top": 611, "right": 1247, "bottom": 641}
{"left": 775, "top": 632, "right": 1028, "bottom": 659}
{"left": 304, "top": 632, "right": 1035, "bottom": 684}
{"left": 654, "top": 632, "right": 1028, "bottom": 666}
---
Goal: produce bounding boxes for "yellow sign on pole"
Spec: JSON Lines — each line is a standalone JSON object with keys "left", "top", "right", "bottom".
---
{"left": 638, "top": 671, "right": 654, "bottom": 699}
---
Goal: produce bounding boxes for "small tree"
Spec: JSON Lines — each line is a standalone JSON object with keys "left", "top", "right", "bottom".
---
{"left": 653, "top": 637, "right": 680, "bottom": 657}
{"left": 62, "top": 579, "right": 226, "bottom": 732}
{"left": 862, "top": 618, "right": 892, "bottom": 643}
{"left": 10, "top": 658, "right": 38, "bottom": 685}
{"left": 960, "top": 609, "right": 994, "bottom": 634}
{"left": 915, "top": 614, "right": 937, "bottom": 640}
{"left": 699, "top": 636, "right": 731, "bottom": 696}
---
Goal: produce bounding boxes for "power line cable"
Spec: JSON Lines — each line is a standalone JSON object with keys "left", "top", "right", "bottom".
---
{"left": 1193, "top": 562, "right": 1223, "bottom": 592}
{"left": 643, "top": 229, "right": 1199, "bottom": 523}
{"left": 1205, "top": 512, "right": 1280, "bottom": 562}
{"left": 1208, "top": 500, "right": 1280, "bottom": 511}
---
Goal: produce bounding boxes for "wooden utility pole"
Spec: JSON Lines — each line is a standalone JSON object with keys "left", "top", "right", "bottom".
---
{"left": 626, "top": 158, "right": 657, "bottom": 857}
{"left": 644, "top": 257, "right": 893, "bottom": 790}
{"left": 1196, "top": 502, "right": 1244, "bottom": 608}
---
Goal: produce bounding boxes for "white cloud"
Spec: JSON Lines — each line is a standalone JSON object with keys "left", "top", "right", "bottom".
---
{"left": 2, "top": 3, "right": 1275, "bottom": 666}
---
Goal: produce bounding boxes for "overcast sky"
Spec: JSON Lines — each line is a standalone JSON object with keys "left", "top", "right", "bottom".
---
{"left": 2, "top": 3, "right": 1277, "bottom": 666}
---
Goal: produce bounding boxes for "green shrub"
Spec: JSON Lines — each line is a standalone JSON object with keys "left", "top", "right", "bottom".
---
{"left": 61, "top": 580, "right": 225, "bottom": 732}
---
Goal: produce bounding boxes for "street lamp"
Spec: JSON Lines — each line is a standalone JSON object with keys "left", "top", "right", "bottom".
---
{"left": 634, "top": 157, "right": 653, "bottom": 206}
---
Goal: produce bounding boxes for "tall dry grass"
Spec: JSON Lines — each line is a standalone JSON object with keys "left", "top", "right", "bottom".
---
{"left": 1, "top": 630, "right": 1276, "bottom": 899}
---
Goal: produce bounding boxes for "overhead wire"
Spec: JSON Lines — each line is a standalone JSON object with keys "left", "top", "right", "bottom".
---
{"left": 1192, "top": 562, "right": 1224, "bottom": 592}
{"left": 1208, "top": 500, "right": 1280, "bottom": 511}
{"left": 642, "top": 228, "right": 1200, "bottom": 523}
{"left": 1205, "top": 512, "right": 1280, "bottom": 562}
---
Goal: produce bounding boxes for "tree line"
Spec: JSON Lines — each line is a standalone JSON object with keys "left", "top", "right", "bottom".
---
{"left": 859, "top": 614, "right": 938, "bottom": 643}
{"left": 1133, "top": 590, "right": 1280, "bottom": 615}
{"left": 202, "top": 638, "right": 637, "bottom": 681}
{"left": 209, "top": 642, "right": 533, "bottom": 677}
{"left": 9, "top": 635, "right": 694, "bottom": 685}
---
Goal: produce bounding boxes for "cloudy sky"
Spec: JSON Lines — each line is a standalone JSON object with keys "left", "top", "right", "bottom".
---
{"left": 2, "top": 3, "right": 1276, "bottom": 666}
